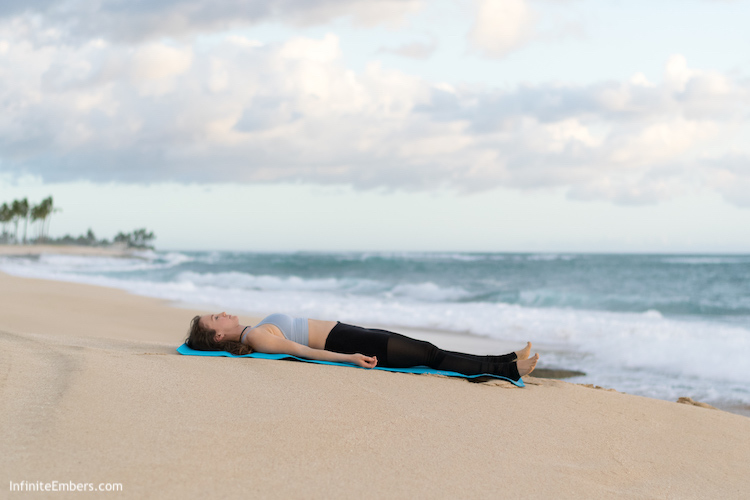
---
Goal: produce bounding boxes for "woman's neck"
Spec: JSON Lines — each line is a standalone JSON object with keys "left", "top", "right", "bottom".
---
{"left": 222, "top": 324, "right": 247, "bottom": 343}
{"left": 237, "top": 325, "right": 250, "bottom": 344}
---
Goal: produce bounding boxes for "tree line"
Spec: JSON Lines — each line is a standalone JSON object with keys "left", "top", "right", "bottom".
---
{"left": 1, "top": 196, "right": 156, "bottom": 249}
{"left": 0, "top": 196, "right": 57, "bottom": 244}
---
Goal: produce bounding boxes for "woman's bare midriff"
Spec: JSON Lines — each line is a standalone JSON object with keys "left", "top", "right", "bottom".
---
{"left": 308, "top": 319, "right": 338, "bottom": 350}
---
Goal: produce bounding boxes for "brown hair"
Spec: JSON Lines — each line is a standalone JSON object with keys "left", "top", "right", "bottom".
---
{"left": 186, "top": 315, "right": 253, "bottom": 356}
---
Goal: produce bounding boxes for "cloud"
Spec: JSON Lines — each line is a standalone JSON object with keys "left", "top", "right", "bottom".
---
{"left": 466, "top": 0, "right": 587, "bottom": 59}
{"left": 377, "top": 40, "right": 437, "bottom": 59}
{"left": 413, "top": 55, "right": 749, "bottom": 204}
{"left": 468, "top": 0, "right": 537, "bottom": 58}
{"left": 703, "top": 154, "right": 750, "bottom": 208}
{"left": 0, "top": 0, "right": 424, "bottom": 43}
{"left": 1, "top": 13, "right": 749, "bottom": 209}
{"left": 0, "top": 31, "right": 431, "bottom": 186}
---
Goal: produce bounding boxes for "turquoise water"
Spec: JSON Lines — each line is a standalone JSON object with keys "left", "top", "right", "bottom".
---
{"left": 2, "top": 250, "right": 749, "bottom": 411}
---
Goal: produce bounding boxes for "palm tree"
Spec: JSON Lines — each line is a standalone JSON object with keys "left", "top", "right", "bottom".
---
{"left": 31, "top": 202, "right": 45, "bottom": 242}
{"left": 10, "top": 199, "right": 23, "bottom": 244}
{"left": 0, "top": 203, "right": 11, "bottom": 242}
{"left": 41, "top": 196, "right": 59, "bottom": 242}
{"left": 18, "top": 198, "right": 30, "bottom": 244}
{"left": 3, "top": 196, "right": 60, "bottom": 243}
{"left": 132, "top": 228, "right": 155, "bottom": 248}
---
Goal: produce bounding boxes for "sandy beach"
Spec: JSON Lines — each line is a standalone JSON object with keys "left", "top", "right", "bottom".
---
{"left": 2, "top": 249, "right": 750, "bottom": 498}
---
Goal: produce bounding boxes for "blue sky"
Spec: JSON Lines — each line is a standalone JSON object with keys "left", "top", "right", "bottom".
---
{"left": 1, "top": 0, "right": 748, "bottom": 252}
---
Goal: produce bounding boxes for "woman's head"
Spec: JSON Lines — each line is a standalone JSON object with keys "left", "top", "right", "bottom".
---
{"left": 199, "top": 312, "right": 239, "bottom": 340}
{"left": 186, "top": 312, "right": 252, "bottom": 356}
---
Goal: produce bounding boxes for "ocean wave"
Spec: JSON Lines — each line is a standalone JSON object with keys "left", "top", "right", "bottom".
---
{"left": 31, "top": 252, "right": 193, "bottom": 273}
{"left": 524, "top": 254, "right": 576, "bottom": 261}
{"left": 176, "top": 270, "right": 377, "bottom": 293}
{"left": 345, "top": 252, "right": 578, "bottom": 263}
{"left": 335, "top": 251, "right": 494, "bottom": 262}
{"left": 661, "top": 256, "right": 750, "bottom": 265}
{"left": 388, "top": 282, "right": 472, "bottom": 302}
{"left": 4, "top": 252, "right": 748, "bottom": 317}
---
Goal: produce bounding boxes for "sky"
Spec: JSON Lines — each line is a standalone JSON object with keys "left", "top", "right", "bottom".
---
{"left": 1, "top": 0, "right": 749, "bottom": 252}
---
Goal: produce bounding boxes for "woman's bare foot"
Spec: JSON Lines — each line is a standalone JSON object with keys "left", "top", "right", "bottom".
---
{"left": 517, "top": 353, "right": 539, "bottom": 377}
{"left": 515, "top": 342, "right": 532, "bottom": 361}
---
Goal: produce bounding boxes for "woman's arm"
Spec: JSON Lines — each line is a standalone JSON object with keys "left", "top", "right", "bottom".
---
{"left": 245, "top": 328, "right": 377, "bottom": 368}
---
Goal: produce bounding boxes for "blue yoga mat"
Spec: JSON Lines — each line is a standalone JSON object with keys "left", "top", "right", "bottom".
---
{"left": 176, "top": 343, "right": 524, "bottom": 387}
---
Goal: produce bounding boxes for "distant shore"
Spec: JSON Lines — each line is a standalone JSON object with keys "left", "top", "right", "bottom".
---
{"left": 0, "top": 244, "right": 137, "bottom": 257}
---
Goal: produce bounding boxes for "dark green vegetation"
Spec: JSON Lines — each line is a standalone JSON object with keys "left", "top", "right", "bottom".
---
{"left": 1, "top": 197, "right": 155, "bottom": 249}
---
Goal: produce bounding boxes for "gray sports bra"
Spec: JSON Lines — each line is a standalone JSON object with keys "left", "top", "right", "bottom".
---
{"left": 241, "top": 313, "right": 309, "bottom": 346}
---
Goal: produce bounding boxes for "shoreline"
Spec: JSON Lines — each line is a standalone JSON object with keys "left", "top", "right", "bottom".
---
{"left": 0, "top": 243, "right": 138, "bottom": 258}
{"left": 1, "top": 245, "right": 747, "bottom": 415}
{"left": 2, "top": 270, "right": 750, "bottom": 497}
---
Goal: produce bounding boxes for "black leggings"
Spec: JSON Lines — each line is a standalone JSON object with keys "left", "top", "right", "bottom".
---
{"left": 324, "top": 323, "right": 520, "bottom": 381}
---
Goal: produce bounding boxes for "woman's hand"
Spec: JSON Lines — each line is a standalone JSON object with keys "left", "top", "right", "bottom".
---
{"left": 350, "top": 353, "right": 378, "bottom": 369}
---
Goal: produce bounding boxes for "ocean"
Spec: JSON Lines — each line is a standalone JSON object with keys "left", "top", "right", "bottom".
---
{"left": 2, "top": 250, "right": 749, "bottom": 413}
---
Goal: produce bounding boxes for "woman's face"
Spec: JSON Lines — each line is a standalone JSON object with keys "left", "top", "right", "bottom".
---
{"left": 200, "top": 312, "right": 238, "bottom": 341}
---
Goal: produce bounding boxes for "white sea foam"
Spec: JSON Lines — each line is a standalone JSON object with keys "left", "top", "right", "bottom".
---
{"left": 661, "top": 256, "right": 750, "bottom": 265}
{"left": 175, "top": 270, "right": 386, "bottom": 295}
{"left": 388, "top": 282, "right": 471, "bottom": 302}
{"left": 27, "top": 252, "right": 192, "bottom": 274}
{"left": 349, "top": 251, "right": 491, "bottom": 262}
{"left": 525, "top": 253, "right": 576, "bottom": 261}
